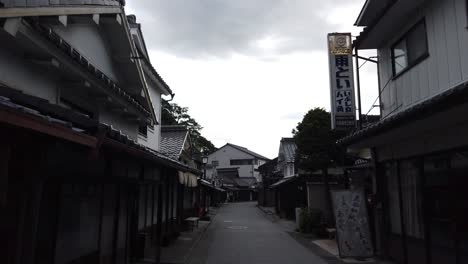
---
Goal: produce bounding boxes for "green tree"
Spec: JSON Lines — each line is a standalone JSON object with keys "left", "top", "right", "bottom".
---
{"left": 292, "top": 108, "right": 346, "bottom": 172}
{"left": 161, "top": 99, "right": 217, "bottom": 155}
{"left": 293, "top": 108, "right": 349, "bottom": 223}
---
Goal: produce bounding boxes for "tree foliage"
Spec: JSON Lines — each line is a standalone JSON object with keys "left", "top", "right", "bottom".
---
{"left": 293, "top": 108, "right": 347, "bottom": 172}
{"left": 161, "top": 99, "right": 217, "bottom": 155}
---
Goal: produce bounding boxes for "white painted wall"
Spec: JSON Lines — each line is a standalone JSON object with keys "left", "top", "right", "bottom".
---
{"left": 0, "top": 47, "right": 57, "bottom": 103}
{"left": 206, "top": 145, "right": 268, "bottom": 181}
{"left": 52, "top": 23, "right": 120, "bottom": 82}
{"left": 99, "top": 107, "right": 138, "bottom": 140}
{"left": 378, "top": 0, "right": 468, "bottom": 118}
{"left": 137, "top": 77, "right": 162, "bottom": 151}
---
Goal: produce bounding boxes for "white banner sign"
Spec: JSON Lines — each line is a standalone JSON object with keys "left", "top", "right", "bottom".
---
{"left": 328, "top": 33, "right": 356, "bottom": 130}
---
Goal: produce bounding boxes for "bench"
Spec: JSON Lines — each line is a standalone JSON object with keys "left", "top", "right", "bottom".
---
{"left": 184, "top": 217, "right": 200, "bottom": 231}
{"left": 326, "top": 228, "right": 337, "bottom": 239}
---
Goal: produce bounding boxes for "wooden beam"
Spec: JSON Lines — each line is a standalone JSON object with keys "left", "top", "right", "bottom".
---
{"left": 0, "top": 7, "right": 121, "bottom": 18}
{"left": 101, "top": 13, "right": 122, "bottom": 26}
{"left": 63, "top": 81, "right": 91, "bottom": 90}
{"left": 0, "top": 107, "right": 97, "bottom": 148}
{"left": 28, "top": 57, "right": 60, "bottom": 68}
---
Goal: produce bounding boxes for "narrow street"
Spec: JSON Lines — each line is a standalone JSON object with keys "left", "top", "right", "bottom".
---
{"left": 187, "top": 202, "right": 327, "bottom": 264}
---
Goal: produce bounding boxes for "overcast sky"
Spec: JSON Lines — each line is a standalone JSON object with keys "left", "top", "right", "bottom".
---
{"left": 126, "top": 0, "right": 378, "bottom": 159}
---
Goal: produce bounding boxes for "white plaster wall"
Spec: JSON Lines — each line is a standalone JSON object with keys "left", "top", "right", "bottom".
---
{"left": 0, "top": 47, "right": 57, "bottom": 102}
{"left": 99, "top": 108, "right": 138, "bottom": 140}
{"left": 378, "top": 0, "right": 468, "bottom": 118}
{"left": 52, "top": 23, "right": 120, "bottom": 82}
{"left": 137, "top": 76, "right": 162, "bottom": 151}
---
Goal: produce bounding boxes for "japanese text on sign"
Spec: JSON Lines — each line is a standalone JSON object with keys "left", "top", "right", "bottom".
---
{"left": 328, "top": 33, "right": 356, "bottom": 130}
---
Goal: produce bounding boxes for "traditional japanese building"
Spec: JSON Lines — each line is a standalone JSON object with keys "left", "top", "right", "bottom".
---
{"left": 0, "top": 2, "right": 200, "bottom": 264}
{"left": 340, "top": 0, "right": 468, "bottom": 263}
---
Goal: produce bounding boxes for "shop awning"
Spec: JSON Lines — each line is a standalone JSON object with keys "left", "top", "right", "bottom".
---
{"left": 270, "top": 176, "right": 297, "bottom": 189}
{"left": 215, "top": 187, "right": 226, "bottom": 192}
{"left": 178, "top": 171, "right": 198, "bottom": 187}
{"left": 199, "top": 179, "right": 225, "bottom": 192}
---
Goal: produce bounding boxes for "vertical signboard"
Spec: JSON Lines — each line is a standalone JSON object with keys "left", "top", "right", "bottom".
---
{"left": 331, "top": 189, "right": 374, "bottom": 258}
{"left": 328, "top": 33, "right": 356, "bottom": 130}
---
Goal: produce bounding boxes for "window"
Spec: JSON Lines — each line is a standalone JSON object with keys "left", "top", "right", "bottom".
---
{"left": 230, "top": 159, "right": 253, "bottom": 165}
{"left": 212, "top": 160, "right": 219, "bottom": 167}
{"left": 392, "top": 20, "right": 428, "bottom": 76}
{"left": 138, "top": 123, "right": 147, "bottom": 137}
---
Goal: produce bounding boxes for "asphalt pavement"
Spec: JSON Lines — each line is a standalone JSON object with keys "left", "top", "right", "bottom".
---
{"left": 186, "top": 202, "right": 328, "bottom": 264}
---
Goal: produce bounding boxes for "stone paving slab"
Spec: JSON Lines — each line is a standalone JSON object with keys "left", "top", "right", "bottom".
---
{"left": 160, "top": 207, "right": 220, "bottom": 264}
{"left": 257, "top": 205, "right": 395, "bottom": 264}
{"left": 187, "top": 202, "right": 328, "bottom": 264}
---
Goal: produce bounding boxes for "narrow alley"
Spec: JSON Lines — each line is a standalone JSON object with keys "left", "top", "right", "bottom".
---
{"left": 187, "top": 202, "right": 327, "bottom": 264}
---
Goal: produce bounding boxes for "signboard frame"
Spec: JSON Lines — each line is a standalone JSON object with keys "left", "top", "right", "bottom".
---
{"left": 327, "top": 33, "right": 357, "bottom": 131}
{"left": 331, "top": 189, "right": 374, "bottom": 259}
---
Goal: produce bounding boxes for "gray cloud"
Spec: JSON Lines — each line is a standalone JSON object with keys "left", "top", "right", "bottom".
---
{"left": 126, "top": 0, "right": 362, "bottom": 58}
{"left": 281, "top": 112, "right": 304, "bottom": 120}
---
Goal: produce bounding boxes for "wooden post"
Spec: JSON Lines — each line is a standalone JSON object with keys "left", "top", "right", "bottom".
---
{"left": 170, "top": 172, "right": 175, "bottom": 231}
{"left": 111, "top": 184, "right": 121, "bottom": 264}
{"left": 154, "top": 180, "right": 163, "bottom": 264}
{"left": 165, "top": 172, "right": 170, "bottom": 234}
{"left": 322, "top": 168, "right": 334, "bottom": 225}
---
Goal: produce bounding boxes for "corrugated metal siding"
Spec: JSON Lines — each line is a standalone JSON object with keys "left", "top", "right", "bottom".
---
{"left": 0, "top": 0, "right": 120, "bottom": 7}
{"left": 378, "top": 0, "right": 468, "bottom": 118}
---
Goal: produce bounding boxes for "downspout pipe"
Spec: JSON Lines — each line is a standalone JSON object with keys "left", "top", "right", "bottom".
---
{"left": 355, "top": 45, "right": 363, "bottom": 129}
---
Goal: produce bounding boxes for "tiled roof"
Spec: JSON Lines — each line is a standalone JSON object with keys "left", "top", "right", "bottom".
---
{"left": 0, "top": 85, "right": 199, "bottom": 175}
{"left": 338, "top": 80, "right": 468, "bottom": 146}
{"left": 225, "top": 143, "right": 270, "bottom": 160}
{"left": 27, "top": 18, "right": 152, "bottom": 117}
{"left": 0, "top": 0, "right": 122, "bottom": 7}
{"left": 258, "top": 157, "right": 278, "bottom": 171}
{"left": 217, "top": 168, "right": 239, "bottom": 178}
{"left": 233, "top": 177, "right": 257, "bottom": 187}
{"left": 280, "top": 138, "right": 296, "bottom": 163}
{"left": 160, "top": 125, "right": 188, "bottom": 160}
{"left": 270, "top": 176, "right": 297, "bottom": 188}
{"left": 217, "top": 167, "right": 257, "bottom": 188}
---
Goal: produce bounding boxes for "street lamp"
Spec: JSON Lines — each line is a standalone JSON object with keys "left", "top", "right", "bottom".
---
{"left": 202, "top": 156, "right": 208, "bottom": 180}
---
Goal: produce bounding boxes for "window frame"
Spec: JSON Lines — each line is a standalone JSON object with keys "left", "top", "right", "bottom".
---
{"left": 138, "top": 123, "right": 148, "bottom": 137}
{"left": 230, "top": 159, "right": 254, "bottom": 166}
{"left": 391, "top": 19, "right": 429, "bottom": 79}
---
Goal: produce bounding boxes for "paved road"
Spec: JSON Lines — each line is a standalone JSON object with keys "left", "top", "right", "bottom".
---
{"left": 187, "top": 202, "right": 327, "bottom": 264}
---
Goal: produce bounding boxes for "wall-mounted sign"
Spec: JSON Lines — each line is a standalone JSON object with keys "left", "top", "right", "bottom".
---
{"left": 328, "top": 33, "right": 356, "bottom": 130}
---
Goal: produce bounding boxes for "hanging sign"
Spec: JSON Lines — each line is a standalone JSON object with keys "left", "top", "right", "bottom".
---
{"left": 327, "top": 33, "right": 356, "bottom": 130}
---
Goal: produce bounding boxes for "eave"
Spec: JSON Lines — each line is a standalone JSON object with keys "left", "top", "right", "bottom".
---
{"left": 0, "top": 88, "right": 201, "bottom": 175}
{"left": 338, "top": 80, "right": 468, "bottom": 148}
{"left": 17, "top": 18, "right": 151, "bottom": 120}
{"left": 4, "top": 8, "right": 159, "bottom": 125}
{"left": 354, "top": 0, "right": 426, "bottom": 49}
{"left": 0, "top": 5, "right": 121, "bottom": 18}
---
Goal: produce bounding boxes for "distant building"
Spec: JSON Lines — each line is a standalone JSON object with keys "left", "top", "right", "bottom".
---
{"left": 277, "top": 138, "right": 297, "bottom": 178}
{"left": 206, "top": 143, "right": 269, "bottom": 202}
{"left": 257, "top": 157, "right": 281, "bottom": 207}
{"left": 206, "top": 143, "right": 269, "bottom": 182}
{"left": 270, "top": 138, "right": 306, "bottom": 219}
